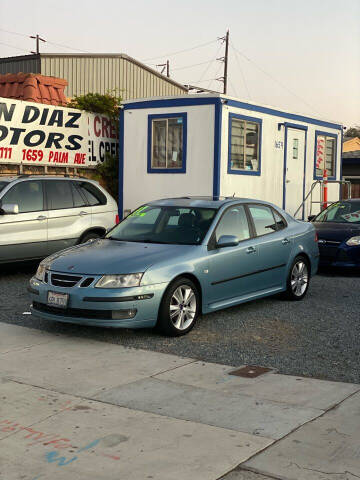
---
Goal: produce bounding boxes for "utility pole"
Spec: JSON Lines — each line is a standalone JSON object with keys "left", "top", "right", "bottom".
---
{"left": 30, "top": 34, "right": 46, "bottom": 54}
{"left": 223, "top": 29, "right": 229, "bottom": 94}
{"left": 216, "top": 29, "right": 229, "bottom": 94}
{"left": 156, "top": 60, "right": 170, "bottom": 77}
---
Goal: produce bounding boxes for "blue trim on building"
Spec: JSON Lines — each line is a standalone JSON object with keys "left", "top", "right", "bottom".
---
{"left": 124, "top": 97, "right": 342, "bottom": 131}
{"left": 282, "top": 123, "right": 307, "bottom": 218}
{"left": 213, "top": 98, "right": 222, "bottom": 198}
{"left": 118, "top": 108, "right": 125, "bottom": 219}
{"left": 226, "top": 99, "right": 342, "bottom": 131}
{"left": 124, "top": 97, "right": 219, "bottom": 110}
{"left": 313, "top": 130, "right": 338, "bottom": 181}
{"left": 147, "top": 112, "right": 187, "bottom": 174}
{"left": 227, "top": 112, "right": 262, "bottom": 176}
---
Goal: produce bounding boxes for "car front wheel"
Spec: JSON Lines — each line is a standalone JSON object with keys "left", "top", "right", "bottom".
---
{"left": 284, "top": 256, "right": 310, "bottom": 301}
{"left": 156, "top": 277, "right": 200, "bottom": 336}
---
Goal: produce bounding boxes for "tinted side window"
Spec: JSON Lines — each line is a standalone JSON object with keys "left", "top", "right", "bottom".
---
{"left": 71, "top": 183, "right": 87, "bottom": 208}
{"left": 249, "top": 205, "right": 277, "bottom": 236}
{"left": 76, "top": 182, "right": 107, "bottom": 206}
{"left": 273, "top": 209, "right": 287, "bottom": 230}
{"left": 215, "top": 205, "right": 250, "bottom": 242}
{"left": 46, "top": 181, "right": 74, "bottom": 210}
{"left": 1, "top": 181, "right": 44, "bottom": 213}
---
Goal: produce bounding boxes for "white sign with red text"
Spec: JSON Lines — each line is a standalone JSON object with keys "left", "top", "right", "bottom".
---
{"left": 0, "top": 97, "right": 118, "bottom": 167}
{"left": 315, "top": 135, "right": 325, "bottom": 171}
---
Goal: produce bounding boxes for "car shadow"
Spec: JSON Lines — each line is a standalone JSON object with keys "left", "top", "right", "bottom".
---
{"left": 317, "top": 266, "right": 360, "bottom": 278}
{"left": 0, "top": 261, "right": 40, "bottom": 276}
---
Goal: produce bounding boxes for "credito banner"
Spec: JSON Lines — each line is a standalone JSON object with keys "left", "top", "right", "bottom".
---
{"left": 0, "top": 97, "right": 118, "bottom": 167}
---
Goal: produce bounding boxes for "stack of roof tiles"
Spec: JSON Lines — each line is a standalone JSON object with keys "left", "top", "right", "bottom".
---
{"left": 0, "top": 73, "right": 68, "bottom": 106}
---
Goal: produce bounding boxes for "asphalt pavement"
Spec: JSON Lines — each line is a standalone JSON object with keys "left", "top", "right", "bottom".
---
{"left": 0, "top": 262, "right": 359, "bottom": 384}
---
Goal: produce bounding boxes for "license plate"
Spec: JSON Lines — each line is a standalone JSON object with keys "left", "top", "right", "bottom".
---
{"left": 47, "top": 291, "right": 69, "bottom": 309}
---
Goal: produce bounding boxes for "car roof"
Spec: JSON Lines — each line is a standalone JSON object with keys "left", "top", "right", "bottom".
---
{"left": 148, "top": 196, "right": 275, "bottom": 209}
{"left": 0, "top": 175, "right": 97, "bottom": 183}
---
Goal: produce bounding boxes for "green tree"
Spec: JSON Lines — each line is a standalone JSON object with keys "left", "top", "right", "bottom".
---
{"left": 67, "top": 91, "right": 121, "bottom": 199}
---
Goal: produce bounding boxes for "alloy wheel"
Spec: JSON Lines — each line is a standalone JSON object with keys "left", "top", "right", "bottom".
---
{"left": 291, "top": 261, "right": 309, "bottom": 297}
{"left": 169, "top": 285, "right": 197, "bottom": 330}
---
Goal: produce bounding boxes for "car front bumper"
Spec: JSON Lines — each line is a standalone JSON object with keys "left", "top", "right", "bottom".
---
{"left": 28, "top": 276, "right": 169, "bottom": 328}
{"left": 318, "top": 243, "right": 360, "bottom": 267}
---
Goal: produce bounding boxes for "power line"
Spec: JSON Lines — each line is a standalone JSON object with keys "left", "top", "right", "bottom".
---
{"left": 0, "top": 28, "right": 28, "bottom": 38}
{"left": 172, "top": 58, "right": 217, "bottom": 71}
{"left": 228, "top": 78, "right": 239, "bottom": 98}
{"left": 196, "top": 43, "right": 223, "bottom": 84}
{"left": 231, "top": 42, "right": 321, "bottom": 115}
{"left": 230, "top": 43, "right": 251, "bottom": 100}
{"left": 141, "top": 39, "right": 218, "bottom": 62}
{"left": 45, "top": 39, "right": 90, "bottom": 53}
{"left": 0, "top": 27, "right": 90, "bottom": 53}
{"left": 0, "top": 41, "right": 28, "bottom": 53}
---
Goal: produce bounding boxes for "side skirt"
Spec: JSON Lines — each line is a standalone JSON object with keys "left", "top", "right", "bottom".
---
{"left": 204, "top": 286, "right": 285, "bottom": 313}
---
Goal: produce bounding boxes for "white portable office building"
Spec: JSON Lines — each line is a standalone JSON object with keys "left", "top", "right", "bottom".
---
{"left": 119, "top": 94, "right": 342, "bottom": 219}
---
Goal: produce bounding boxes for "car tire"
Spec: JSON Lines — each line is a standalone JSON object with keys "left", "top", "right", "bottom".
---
{"left": 80, "top": 232, "right": 102, "bottom": 243}
{"left": 156, "top": 277, "right": 200, "bottom": 336}
{"left": 284, "top": 255, "right": 310, "bottom": 301}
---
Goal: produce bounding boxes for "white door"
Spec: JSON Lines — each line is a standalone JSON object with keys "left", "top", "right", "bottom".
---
{"left": 0, "top": 180, "right": 48, "bottom": 261}
{"left": 285, "top": 128, "right": 306, "bottom": 218}
{"left": 45, "top": 180, "right": 92, "bottom": 255}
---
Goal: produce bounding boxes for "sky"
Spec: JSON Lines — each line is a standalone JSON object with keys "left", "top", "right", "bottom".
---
{"left": 0, "top": 0, "right": 359, "bottom": 128}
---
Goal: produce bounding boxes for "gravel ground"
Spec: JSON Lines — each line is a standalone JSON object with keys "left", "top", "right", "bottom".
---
{"left": 1, "top": 262, "right": 359, "bottom": 384}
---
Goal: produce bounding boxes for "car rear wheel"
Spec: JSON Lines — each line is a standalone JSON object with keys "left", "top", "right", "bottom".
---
{"left": 156, "top": 277, "right": 200, "bottom": 336}
{"left": 284, "top": 256, "right": 310, "bottom": 301}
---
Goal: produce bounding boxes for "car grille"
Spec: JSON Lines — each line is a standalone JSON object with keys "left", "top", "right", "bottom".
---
{"left": 50, "top": 273, "right": 82, "bottom": 287}
{"left": 33, "top": 301, "right": 112, "bottom": 319}
{"left": 48, "top": 273, "right": 95, "bottom": 288}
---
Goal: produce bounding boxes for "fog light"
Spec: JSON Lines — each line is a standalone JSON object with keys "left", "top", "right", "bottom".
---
{"left": 112, "top": 309, "right": 137, "bottom": 320}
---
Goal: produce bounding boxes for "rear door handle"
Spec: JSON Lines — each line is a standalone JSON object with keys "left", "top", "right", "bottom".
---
{"left": 282, "top": 238, "right": 290, "bottom": 245}
{"left": 79, "top": 211, "right": 89, "bottom": 216}
{"left": 37, "top": 215, "right": 47, "bottom": 221}
{"left": 246, "top": 246, "right": 256, "bottom": 254}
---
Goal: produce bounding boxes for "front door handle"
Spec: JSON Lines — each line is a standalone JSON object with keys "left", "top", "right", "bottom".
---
{"left": 282, "top": 238, "right": 290, "bottom": 245}
{"left": 37, "top": 215, "right": 47, "bottom": 221}
{"left": 246, "top": 246, "right": 256, "bottom": 254}
{"left": 79, "top": 211, "right": 89, "bottom": 216}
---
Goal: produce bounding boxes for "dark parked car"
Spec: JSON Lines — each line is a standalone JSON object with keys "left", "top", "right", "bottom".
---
{"left": 310, "top": 199, "right": 360, "bottom": 267}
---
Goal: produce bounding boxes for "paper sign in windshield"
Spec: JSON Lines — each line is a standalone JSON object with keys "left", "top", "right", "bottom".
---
{"left": 342, "top": 210, "right": 360, "bottom": 222}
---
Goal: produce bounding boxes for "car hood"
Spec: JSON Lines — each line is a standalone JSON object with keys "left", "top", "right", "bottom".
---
{"left": 313, "top": 222, "right": 360, "bottom": 242}
{"left": 45, "top": 239, "right": 194, "bottom": 275}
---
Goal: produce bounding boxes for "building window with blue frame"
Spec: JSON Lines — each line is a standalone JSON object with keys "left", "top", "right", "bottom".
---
{"left": 228, "top": 113, "right": 261, "bottom": 176}
{"left": 148, "top": 113, "right": 187, "bottom": 173}
{"left": 314, "top": 131, "right": 337, "bottom": 179}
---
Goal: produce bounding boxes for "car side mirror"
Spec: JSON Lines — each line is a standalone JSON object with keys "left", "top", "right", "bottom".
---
{"left": 217, "top": 235, "right": 239, "bottom": 248}
{"left": 308, "top": 215, "right": 316, "bottom": 222}
{"left": 0, "top": 203, "right": 19, "bottom": 215}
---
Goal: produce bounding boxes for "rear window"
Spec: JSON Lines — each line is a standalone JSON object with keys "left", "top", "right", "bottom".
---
{"left": 76, "top": 182, "right": 107, "bottom": 206}
{"left": 249, "top": 205, "right": 277, "bottom": 236}
{"left": 45, "top": 180, "right": 74, "bottom": 210}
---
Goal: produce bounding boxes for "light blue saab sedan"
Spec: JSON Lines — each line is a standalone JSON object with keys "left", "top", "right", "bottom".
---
{"left": 29, "top": 197, "right": 319, "bottom": 336}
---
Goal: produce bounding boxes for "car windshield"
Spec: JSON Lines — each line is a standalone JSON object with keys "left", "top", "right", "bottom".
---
{"left": 107, "top": 205, "right": 218, "bottom": 245}
{"left": 0, "top": 181, "right": 9, "bottom": 193}
{"left": 315, "top": 201, "right": 360, "bottom": 224}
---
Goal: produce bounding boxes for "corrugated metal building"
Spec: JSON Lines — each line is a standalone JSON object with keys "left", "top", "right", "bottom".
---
{"left": 0, "top": 53, "right": 187, "bottom": 99}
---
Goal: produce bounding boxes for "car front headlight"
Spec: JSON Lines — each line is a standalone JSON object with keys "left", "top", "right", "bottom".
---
{"left": 35, "top": 262, "right": 49, "bottom": 282}
{"left": 346, "top": 236, "right": 360, "bottom": 246}
{"left": 95, "top": 273, "right": 143, "bottom": 289}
